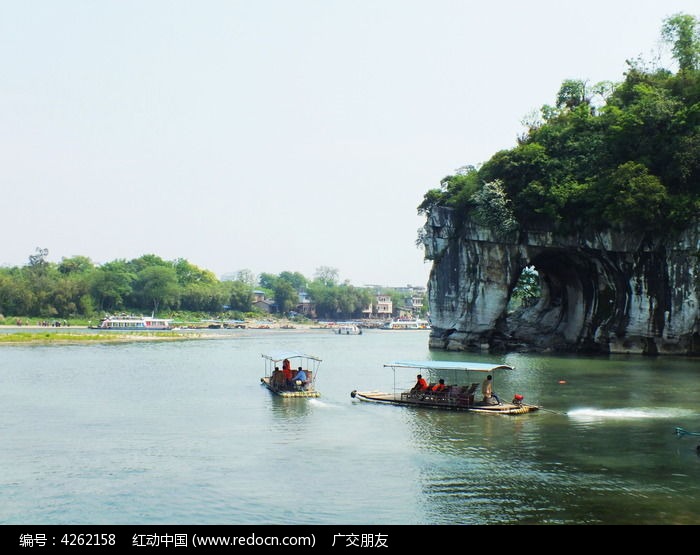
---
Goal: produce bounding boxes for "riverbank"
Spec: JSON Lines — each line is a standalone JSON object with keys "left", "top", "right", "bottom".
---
{"left": 0, "top": 319, "right": 394, "bottom": 344}
{"left": 0, "top": 322, "right": 330, "bottom": 344}
{"left": 0, "top": 329, "right": 201, "bottom": 345}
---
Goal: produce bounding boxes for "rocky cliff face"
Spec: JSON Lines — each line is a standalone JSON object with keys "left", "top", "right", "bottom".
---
{"left": 422, "top": 206, "right": 700, "bottom": 355}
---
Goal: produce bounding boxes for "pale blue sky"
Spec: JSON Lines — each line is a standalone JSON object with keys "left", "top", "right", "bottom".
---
{"left": 2, "top": 1, "right": 697, "bottom": 286}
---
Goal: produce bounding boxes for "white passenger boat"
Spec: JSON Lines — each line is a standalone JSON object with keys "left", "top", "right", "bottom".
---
{"left": 381, "top": 318, "right": 430, "bottom": 330}
{"left": 91, "top": 315, "right": 173, "bottom": 331}
{"left": 351, "top": 360, "right": 540, "bottom": 415}
{"left": 333, "top": 323, "right": 363, "bottom": 335}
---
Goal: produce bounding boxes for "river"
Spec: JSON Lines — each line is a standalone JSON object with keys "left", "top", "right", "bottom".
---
{"left": 1, "top": 327, "right": 698, "bottom": 525}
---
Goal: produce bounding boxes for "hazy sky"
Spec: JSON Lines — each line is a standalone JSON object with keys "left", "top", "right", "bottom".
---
{"left": 2, "top": 1, "right": 697, "bottom": 287}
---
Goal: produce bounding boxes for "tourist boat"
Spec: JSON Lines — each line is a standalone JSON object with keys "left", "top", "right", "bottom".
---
{"left": 381, "top": 318, "right": 430, "bottom": 330}
{"left": 260, "top": 351, "right": 322, "bottom": 398}
{"left": 333, "top": 322, "right": 362, "bottom": 335}
{"left": 90, "top": 314, "right": 173, "bottom": 331}
{"left": 350, "top": 360, "right": 540, "bottom": 414}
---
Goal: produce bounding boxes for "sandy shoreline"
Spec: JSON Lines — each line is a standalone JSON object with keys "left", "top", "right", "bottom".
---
{"left": 0, "top": 323, "right": 321, "bottom": 331}
{"left": 0, "top": 323, "right": 334, "bottom": 344}
{"left": 0, "top": 325, "right": 90, "bottom": 330}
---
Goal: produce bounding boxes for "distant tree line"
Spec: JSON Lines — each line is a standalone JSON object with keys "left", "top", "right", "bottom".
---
{"left": 257, "top": 266, "right": 377, "bottom": 319}
{"left": 418, "top": 13, "right": 700, "bottom": 239}
{"left": 0, "top": 249, "right": 421, "bottom": 321}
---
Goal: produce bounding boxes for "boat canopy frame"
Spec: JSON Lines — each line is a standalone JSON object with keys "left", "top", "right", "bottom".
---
{"left": 383, "top": 360, "right": 514, "bottom": 393}
{"left": 261, "top": 351, "right": 323, "bottom": 379}
{"left": 384, "top": 361, "right": 514, "bottom": 372}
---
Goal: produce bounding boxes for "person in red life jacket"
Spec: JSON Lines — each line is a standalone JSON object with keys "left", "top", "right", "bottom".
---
{"left": 282, "top": 359, "right": 293, "bottom": 387}
{"left": 431, "top": 378, "right": 446, "bottom": 392}
{"left": 411, "top": 374, "right": 429, "bottom": 392}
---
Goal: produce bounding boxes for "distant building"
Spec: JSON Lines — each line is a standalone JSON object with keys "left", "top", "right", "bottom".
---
{"left": 407, "top": 295, "right": 424, "bottom": 315}
{"left": 252, "top": 290, "right": 276, "bottom": 313}
{"left": 362, "top": 293, "right": 393, "bottom": 319}
{"left": 295, "top": 291, "right": 316, "bottom": 318}
{"left": 252, "top": 299, "right": 275, "bottom": 314}
{"left": 375, "top": 294, "right": 393, "bottom": 318}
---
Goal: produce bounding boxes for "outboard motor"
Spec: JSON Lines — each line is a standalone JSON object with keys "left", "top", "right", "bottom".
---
{"left": 512, "top": 393, "right": 524, "bottom": 406}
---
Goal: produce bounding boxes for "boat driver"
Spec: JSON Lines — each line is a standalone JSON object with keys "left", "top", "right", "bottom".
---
{"left": 293, "top": 366, "right": 308, "bottom": 388}
{"left": 481, "top": 375, "right": 501, "bottom": 405}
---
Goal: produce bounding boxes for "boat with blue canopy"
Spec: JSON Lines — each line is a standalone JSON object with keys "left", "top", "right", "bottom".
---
{"left": 350, "top": 360, "right": 540, "bottom": 414}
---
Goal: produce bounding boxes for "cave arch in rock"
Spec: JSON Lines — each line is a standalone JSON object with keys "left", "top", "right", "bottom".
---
{"left": 503, "top": 247, "right": 623, "bottom": 351}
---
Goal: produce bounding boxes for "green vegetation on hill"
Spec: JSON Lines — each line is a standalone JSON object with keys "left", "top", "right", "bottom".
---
{"left": 418, "top": 13, "right": 700, "bottom": 238}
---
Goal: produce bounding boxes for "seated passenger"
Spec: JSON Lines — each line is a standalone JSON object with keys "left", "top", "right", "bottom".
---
{"left": 270, "top": 366, "right": 285, "bottom": 388}
{"left": 431, "top": 378, "right": 446, "bottom": 392}
{"left": 411, "top": 374, "right": 429, "bottom": 392}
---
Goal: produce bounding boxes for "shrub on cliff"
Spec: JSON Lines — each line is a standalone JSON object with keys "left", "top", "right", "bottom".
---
{"left": 420, "top": 13, "right": 700, "bottom": 238}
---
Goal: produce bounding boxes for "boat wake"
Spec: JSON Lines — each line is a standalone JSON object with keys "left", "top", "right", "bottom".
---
{"left": 307, "top": 398, "right": 335, "bottom": 408}
{"left": 567, "top": 407, "right": 695, "bottom": 421}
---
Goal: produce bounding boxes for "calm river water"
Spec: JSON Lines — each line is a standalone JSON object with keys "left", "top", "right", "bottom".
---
{"left": 1, "top": 327, "right": 699, "bottom": 525}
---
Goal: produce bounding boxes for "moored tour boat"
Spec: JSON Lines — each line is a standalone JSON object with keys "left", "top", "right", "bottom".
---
{"left": 351, "top": 360, "right": 540, "bottom": 415}
{"left": 260, "top": 351, "right": 322, "bottom": 398}
{"left": 90, "top": 314, "right": 173, "bottom": 331}
{"left": 333, "top": 322, "right": 362, "bottom": 335}
{"left": 381, "top": 318, "right": 430, "bottom": 330}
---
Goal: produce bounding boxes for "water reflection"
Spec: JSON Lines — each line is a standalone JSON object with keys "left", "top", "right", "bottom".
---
{"left": 390, "top": 385, "right": 700, "bottom": 524}
{"left": 267, "top": 395, "right": 314, "bottom": 419}
{"left": 397, "top": 406, "right": 563, "bottom": 523}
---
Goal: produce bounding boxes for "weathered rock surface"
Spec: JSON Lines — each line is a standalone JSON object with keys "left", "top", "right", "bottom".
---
{"left": 422, "top": 206, "right": 699, "bottom": 355}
